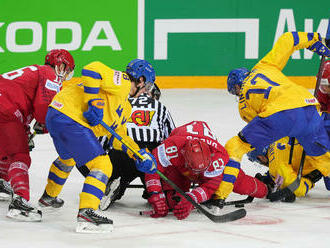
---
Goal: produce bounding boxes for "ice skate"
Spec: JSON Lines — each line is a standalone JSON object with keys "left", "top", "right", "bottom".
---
{"left": 76, "top": 208, "right": 113, "bottom": 233}
{"left": 0, "top": 178, "right": 13, "bottom": 201}
{"left": 99, "top": 177, "right": 121, "bottom": 211}
{"left": 7, "top": 194, "right": 42, "bottom": 222}
{"left": 38, "top": 190, "right": 64, "bottom": 209}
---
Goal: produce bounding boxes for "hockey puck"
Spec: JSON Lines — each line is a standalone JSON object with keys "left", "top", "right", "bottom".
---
{"left": 235, "top": 203, "right": 244, "bottom": 208}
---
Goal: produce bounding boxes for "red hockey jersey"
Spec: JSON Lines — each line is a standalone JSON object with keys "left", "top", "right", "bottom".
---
{"left": 145, "top": 121, "right": 229, "bottom": 203}
{"left": 0, "top": 65, "right": 61, "bottom": 126}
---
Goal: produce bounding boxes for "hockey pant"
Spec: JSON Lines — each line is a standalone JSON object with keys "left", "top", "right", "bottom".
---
{"left": 45, "top": 107, "right": 112, "bottom": 210}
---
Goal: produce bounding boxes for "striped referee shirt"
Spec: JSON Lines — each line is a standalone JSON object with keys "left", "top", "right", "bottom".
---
{"left": 99, "top": 93, "right": 175, "bottom": 150}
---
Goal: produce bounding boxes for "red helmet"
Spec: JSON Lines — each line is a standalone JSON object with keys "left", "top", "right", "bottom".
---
{"left": 183, "top": 139, "right": 212, "bottom": 174}
{"left": 45, "top": 49, "right": 75, "bottom": 72}
{"left": 320, "top": 60, "right": 330, "bottom": 93}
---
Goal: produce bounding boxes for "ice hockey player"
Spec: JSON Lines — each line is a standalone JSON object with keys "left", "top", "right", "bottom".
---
{"left": 315, "top": 60, "right": 330, "bottom": 190}
{"left": 38, "top": 60, "right": 157, "bottom": 233}
{"left": 144, "top": 121, "right": 268, "bottom": 220}
{"left": 216, "top": 31, "right": 330, "bottom": 206}
{"left": 97, "top": 76, "right": 175, "bottom": 210}
{"left": 0, "top": 49, "right": 75, "bottom": 221}
{"left": 247, "top": 137, "right": 327, "bottom": 202}
{"left": 61, "top": 60, "right": 175, "bottom": 211}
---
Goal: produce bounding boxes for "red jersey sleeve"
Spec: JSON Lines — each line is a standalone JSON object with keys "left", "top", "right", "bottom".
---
{"left": 145, "top": 136, "right": 186, "bottom": 193}
{"left": 32, "top": 65, "right": 62, "bottom": 124}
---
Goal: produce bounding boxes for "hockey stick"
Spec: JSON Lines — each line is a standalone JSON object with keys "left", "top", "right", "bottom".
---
{"left": 288, "top": 137, "right": 295, "bottom": 165}
{"left": 100, "top": 120, "right": 247, "bottom": 223}
{"left": 203, "top": 196, "right": 254, "bottom": 208}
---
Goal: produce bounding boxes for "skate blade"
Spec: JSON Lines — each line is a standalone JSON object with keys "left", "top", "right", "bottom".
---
{"left": 7, "top": 209, "right": 42, "bottom": 222}
{"left": 99, "top": 196, "right": 111, "bottom": 211}
{"left": 99, "top": 178, "right": 120, "bottom": 211}
{"left": 76, "top": 222, "right": 114, "bottom": 233}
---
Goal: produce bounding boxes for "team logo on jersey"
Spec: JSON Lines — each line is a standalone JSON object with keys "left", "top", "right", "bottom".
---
{"left": 45, "top": 79, "right": 61, "bottom": 93}
{"left": 51, "top": 100, "right": 63, "bottom": 109}
{"left": 305, "top": 98, "right": 317, "bottom": 104}
{"left": 113, "top": 71, "right": 122, "bottom": 86}
{"left": 129, "top": 110, "right": 155, "bottom": 126}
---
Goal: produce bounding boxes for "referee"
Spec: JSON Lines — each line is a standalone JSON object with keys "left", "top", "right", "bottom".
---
{"left": 97, "top": 83, "right": 176, "bottom": 210}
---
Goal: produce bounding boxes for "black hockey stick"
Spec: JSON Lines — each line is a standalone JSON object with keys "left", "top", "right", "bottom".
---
{"left": 157, "top": 170, "right": 247, "bottom": 223}
{"left": 203, "top": 196, "right": 254, "bottom": 208}
{"left": 224, "top": 196, "right": 254, "bottom": 207}
{"left": 100, "top": 120, "right": 247, "bottom": 223}
{"left": 288, "top": 137, "right": 295, "bottom": 165}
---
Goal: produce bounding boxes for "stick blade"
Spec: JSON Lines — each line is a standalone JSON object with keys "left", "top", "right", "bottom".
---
{"left": 209, "top": 208, "right": 247, "bottom": 223}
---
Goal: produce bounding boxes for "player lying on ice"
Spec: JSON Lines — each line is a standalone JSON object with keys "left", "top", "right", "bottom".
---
{"left": 37, "top": 60, "right": 157, "bottom": 233}
{"left": 0, "top": 49, "right": 75, "bottom": 221}
{"left": 215, "top": 31, "right": 330, "bottom": 207}
{"left": 246, "top": 137, "right": 329, "bottom": 203}
{"left": 144, "top": 121, "right": 269, "bottom": 220}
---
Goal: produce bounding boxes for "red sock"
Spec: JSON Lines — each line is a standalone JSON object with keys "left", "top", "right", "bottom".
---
{"left": 233, "top": 170, "right": 268, "bottom": 198}
{"left": 8, "top": 153, "right": 31, "bottom": 201}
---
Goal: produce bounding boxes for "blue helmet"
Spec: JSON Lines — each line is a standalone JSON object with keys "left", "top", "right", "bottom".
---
{"left": 227, "top": 67, "right": 250, "bottom": 95}
{"left": 126, "top": 59, "right": 156, "bottom": 90}
{"left": 247, "top": 146, "right": 269, "bottom": 164}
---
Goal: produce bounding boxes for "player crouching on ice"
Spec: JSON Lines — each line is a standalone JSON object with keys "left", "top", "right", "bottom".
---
{"left": 38, "top": 60, "right": 157, "bottom": 233}
{"left": 144, "top": 121, "right": 268, "bottom": 220}
{"left": 246, "top": 137, "right": 329, "bottom": 203}
{"left": 214, "top": 31, "right": 330, "bottom": 206}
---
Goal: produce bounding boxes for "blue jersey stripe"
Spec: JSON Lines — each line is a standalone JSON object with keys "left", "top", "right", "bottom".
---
{"left": 82, "top": 69, "right": 102, "bottom": 79}
{"left": 82, "top": 183, "right": 104, "bottom": 200}
{"left": 84, "top": 86, "right": 100, "bottom": 94}
{"left": 223, "top": 174, "right": 236, "bottom": 183}
{"left": 307, "top": 32, "right": 314, "bottom": 41}
{"left": 48, "top": 172, "right": 66, "bottom": 185}
{"left": 291, "top": 32, "right": 299, "bottom": 46}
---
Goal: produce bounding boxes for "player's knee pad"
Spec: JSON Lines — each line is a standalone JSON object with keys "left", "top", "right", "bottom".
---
{"left": 294, "top": 178, "right": 313, "bottom": 197}
{"left": 225, "top": 134, "right": 253, "bottom": 161}
{"left": 49, "top": 157, "right": 75, "bottom": 178}
{"left": 85, "top": 155, "right": 112, "bottom": 178}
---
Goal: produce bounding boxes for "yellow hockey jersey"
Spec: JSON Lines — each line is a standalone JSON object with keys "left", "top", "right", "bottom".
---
{"left": 267, "top": 137, "right": 329, "bottom": 197}
{"left": 238, "top": 32, "right": 320, "bottom": 123}
{"left": 50, "top": 61, "right": 139, "bottom": 155}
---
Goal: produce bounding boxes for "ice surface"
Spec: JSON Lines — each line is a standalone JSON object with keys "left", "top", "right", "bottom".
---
{"left": 0, "top": 89, "right": 329, "bottom": 248}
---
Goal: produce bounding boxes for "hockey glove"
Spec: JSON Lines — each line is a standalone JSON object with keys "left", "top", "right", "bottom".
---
{"left": 148, "top": 192, "right": 169, "bottom": 218}
{"left": 172, "top": 193, "right": 194, "bottom": 220}
{"left": 165, "top": 190, "right": 178, "bottom": 210}
{"left": 268, "top": 187, "right": 292, "bottom": 202}
{"left": 83, "top": 99, "right": 105, "bottom": 126}
{"left": 33, "top": 122, "right": 48, "bottom": 134}
{"left": 308, "top": 40, "right": 330, "bottom": 57}
{"left": 135, "top": 149, "right": 157, "bottom": 174}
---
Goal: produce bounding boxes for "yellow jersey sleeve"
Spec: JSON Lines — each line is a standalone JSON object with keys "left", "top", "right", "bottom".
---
{"left": 255, "top": 32, "right": 321, "bottom": 71}
{"left": 81, "top": 61, "right": 131, "bottom": 104}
